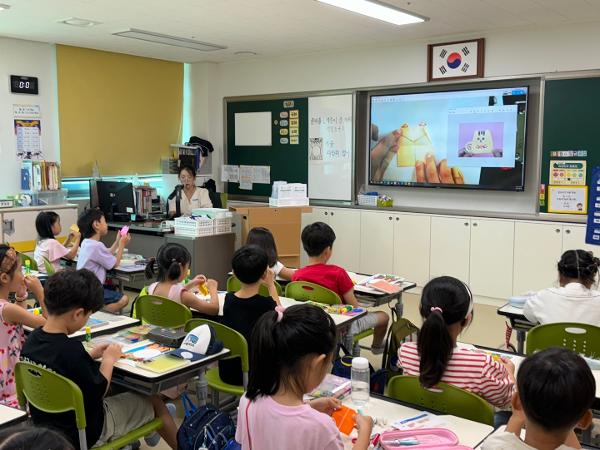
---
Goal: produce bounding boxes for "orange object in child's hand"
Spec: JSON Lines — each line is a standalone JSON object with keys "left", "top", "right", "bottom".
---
{"left": 332, "top": 405, "right": 356, "bottom": 435}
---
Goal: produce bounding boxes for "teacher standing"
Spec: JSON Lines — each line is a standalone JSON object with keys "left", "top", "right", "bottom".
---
{"left": 168, "top": 165, "right": 212, "bottom": 217}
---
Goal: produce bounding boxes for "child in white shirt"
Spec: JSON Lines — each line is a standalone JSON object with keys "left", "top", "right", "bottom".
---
{"left": 34, "top": 211, "right": 80, "bottom": 273}
{"left": 481, "top": 347, "right": 593, "bottom": 450}
{"left": 524, "top": 249, "right": 600, "bottom": 325}
{"left": 246, "top": 227, "right": 295, "bottom": 280}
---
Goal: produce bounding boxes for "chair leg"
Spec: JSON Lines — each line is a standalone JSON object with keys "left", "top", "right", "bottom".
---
{"left": 195, "top": 373, "right": 208, "bottom": 407}
{"left": 211, "top": 387, "right": 219, "bottom": 407}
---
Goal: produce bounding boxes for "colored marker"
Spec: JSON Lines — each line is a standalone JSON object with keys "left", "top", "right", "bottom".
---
{"left": 85, "top": 326, "right": 91, "bottom": 342}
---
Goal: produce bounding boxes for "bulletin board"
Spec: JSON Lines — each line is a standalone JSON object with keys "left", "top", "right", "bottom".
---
{"left": 540, "top": 77, "right": 600, "bottom": 215}
{"left": 225, "top": 97, "right": 308, "bottom": 197}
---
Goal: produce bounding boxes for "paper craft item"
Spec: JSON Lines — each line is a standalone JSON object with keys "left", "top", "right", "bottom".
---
{"left": 120, "top": 226, "right": 129, "bottom": 236}
{"left": 70, "top": 224, "right": 79, "bottom": 233}
{"left": 396, "top": 123, "right": 435, "bottom": 167}
{"left": 332, "top": 405, "right": 356, "bottom": 435}
{"left": 137, "top": 354, "right": 190, "bottom": 373}
{"left": 367, "top": 279, "right": 401, "bottom": 294}
{"left": 308, "top": 374, "right": 351, "bottom": 398}
{"left": 122, "top": 342, "right": 171, "bottom": 361}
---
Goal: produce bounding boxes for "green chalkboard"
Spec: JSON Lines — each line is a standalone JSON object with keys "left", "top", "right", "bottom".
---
{"left": 226, "top": 97, "right": 308, "bottom": 197}
{"left": 541, "top": 77, "right": 600, "bottom": 213}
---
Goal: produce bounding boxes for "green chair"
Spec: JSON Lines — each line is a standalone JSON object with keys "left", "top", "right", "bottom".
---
{"left": 18, "top": 252, "right": 38, "bottom": 271}
{"left": 526, "top": 322, "right": 600, "bottom": 358}
{"left": 387, "top": 375, "right": 494, "bottom": 426}
{"left": 284, "top": 281, "right": 341, "bottom": 305}
{"left": 185, "top": 318, "right": 248, "bottom": 404}
{"left": 15, "top": 361, "right": 162, "bottom": 450}
{"left": 41, "top": 256, "right": 56, "bottom": 275}
{"left": 226, "top": 275, "right": 283, "bottom": 297}
{"left": 134, "top": 294, "right": 192, "bottom": 328}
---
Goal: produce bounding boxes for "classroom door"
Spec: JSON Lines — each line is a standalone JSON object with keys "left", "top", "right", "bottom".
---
{"left": 513, "top": 222, "right": 563, "bottom": 295}
{"left": 469, "top": 218, "right": 514, "bottom": 299}
{"left": 360, "top": 211, "right": 394, "bottom": 275}
{"left": 328, "top": 208, "right": 361, "bottom": 273}
{"left": 429, "top": 216, "right": 471, "bottom": 282}
{"left": 393, "top": 213, "right": 431, "bottom": 287}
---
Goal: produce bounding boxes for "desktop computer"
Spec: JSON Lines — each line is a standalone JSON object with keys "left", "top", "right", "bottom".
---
{"left": 89, "top": 180, "right": 135, "bottom": 222}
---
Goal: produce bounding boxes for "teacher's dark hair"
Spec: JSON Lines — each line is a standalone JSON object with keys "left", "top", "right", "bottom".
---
{"left": 178, "top": 165, "right": 196, "bottom": 179}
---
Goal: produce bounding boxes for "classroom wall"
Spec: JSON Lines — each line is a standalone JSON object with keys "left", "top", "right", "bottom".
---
{"left": 0, "top": 38, "right": 60, "bottom": 198}
{"left": 193, "top": 21, "right": 600, "bottom": 212}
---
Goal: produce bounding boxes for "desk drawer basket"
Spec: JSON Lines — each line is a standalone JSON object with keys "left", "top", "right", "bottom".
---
{"left": 174, "top": 216, "right": 214, "bottom": 237}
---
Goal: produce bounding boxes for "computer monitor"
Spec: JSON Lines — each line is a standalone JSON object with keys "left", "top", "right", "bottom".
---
{"left": 90, "top": 180, "right": 135, "bottom": 222}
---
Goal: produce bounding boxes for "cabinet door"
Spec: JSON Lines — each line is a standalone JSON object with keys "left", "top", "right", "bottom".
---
{"left": 469, "top": 218, "right": 514, "bottom": 299}
{"left": 513, "top": 222, "right": 563, "bottom": 294}
{"left": 328, "top": 209, "right": 361, "bottom": 273}
{"left": 393, "top": 214, "right": 431, "bottom": 286}
{"left": 300, "top": 208, "right": 328, "bottom": 267}
{"left": 359, "top": 211, "right": 394, "bottom": 274}
{"left": 429, "top": 216, "right": 471, "bottom": 282}
{"left": 562, "top": 224, "right": 598, "bottom": 254}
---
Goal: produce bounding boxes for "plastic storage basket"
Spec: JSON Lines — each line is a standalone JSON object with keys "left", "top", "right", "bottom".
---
{"left": 174, "top": 216, "right": 214, "bottom": 237}
{"left": 357, "top": 194, "right": 378, "bottom": 206}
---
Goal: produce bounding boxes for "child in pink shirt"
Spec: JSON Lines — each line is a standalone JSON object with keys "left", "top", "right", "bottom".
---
{"left": 235, "top": 304, "right": 373, "bottom": 450}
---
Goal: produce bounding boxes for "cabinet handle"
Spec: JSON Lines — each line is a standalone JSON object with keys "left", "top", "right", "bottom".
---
{"left": 389, "top": 216, "right": 393, "bottom": 221}
{"left": 464, "top": 222, "right": 469, "bottom": 226}
{"left": 555, "top": 229, "right": 560, "bottom": 233}
{"left": 324, "top": 212, "right": 328, "bottom": 216}
{"left": 565, "top": 229, "right": 571, "bottom": 234}
{"left": 396, "top": 217, "right": 399, "bottom": 221}
{"left": 331, "top": 212, "right": 334, "bottom": 217}
{"left": 472, "top": 223, "right": 478, "bottom": 227}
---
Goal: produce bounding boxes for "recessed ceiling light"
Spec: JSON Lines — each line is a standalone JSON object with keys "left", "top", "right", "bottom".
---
{"left": 316, "top": 0, "right": 427, "bottom": 26}
{"left": 234, "top": 51, "right": 257, "bottom": 56}
{"left": 0, "top": 4, "right": 12, "bottom": 10}
{"left": 113, "top": 29, "right": 227, "bottom": 52}
{"left": 60, "top": 17, "right": 101, "bottom": 27}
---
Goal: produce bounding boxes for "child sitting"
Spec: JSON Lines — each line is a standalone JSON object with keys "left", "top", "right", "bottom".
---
{"left": 246, "top": 227, "right": 294, "bottom": 280}
{"left": 0, "top": 245, "right": 46, "bottom": 407}
{"left": 34, "top": 211, "right": 80, "bottom": 273}
{"left": 524, "top": 249, "right": 600, "bottom": 326}
{"left": 220, "top": 245, "right": 279, "bottom": 385}
{"left": 144, "top": 243, "right": 219, "bottom": 315}
{"left": 76, "top": 208, "right": 130, "bottom": 313}
{"left": 293, "top": 222, "right": 389, "bottom": 354}
{"left": 21, "top": 269, "right": 177, "bottom": 449}
{"left": 236, "top": 304, "right": 373, "bottom": 450}
{"left": 482, "top": 347, "right": 594, "bottom": 450}
{"left": 398, "top": 276, "right": 514, "bottom": 407}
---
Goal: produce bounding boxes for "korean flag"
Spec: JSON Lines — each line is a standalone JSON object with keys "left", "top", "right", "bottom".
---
{"left": 431, "top": 41, "right": 480, "bottom": 79}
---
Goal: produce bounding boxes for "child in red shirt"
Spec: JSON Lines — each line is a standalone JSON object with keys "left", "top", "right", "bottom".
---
{"left": 293, "top": 222, "right": 389, "bottom": 354}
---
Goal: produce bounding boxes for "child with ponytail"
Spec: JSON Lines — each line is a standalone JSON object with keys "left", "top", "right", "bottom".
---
{"left": 524, "top": 249, "right": 600, "bottom": 326}
{"left": 236, "top": 304, "right": 373, "bottom": 450}
{"left": 144, "top": 243, "right": 219, "bottom": 315}
{"left": 398, "top": 276, "right": 514, "bottom": 408}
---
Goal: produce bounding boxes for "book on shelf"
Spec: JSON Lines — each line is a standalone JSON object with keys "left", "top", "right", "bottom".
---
{"left": 21, "top": 160, "right": 61, "bottom": 191}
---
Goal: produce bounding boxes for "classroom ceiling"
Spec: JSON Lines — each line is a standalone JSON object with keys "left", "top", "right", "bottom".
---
{"left": 1, "top": 0, "right": 600, "bottom": 63}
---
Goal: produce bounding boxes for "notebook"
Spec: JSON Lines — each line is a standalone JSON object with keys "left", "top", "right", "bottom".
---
{"left": 137, "top": 354, "right": 190, "bottom": 373}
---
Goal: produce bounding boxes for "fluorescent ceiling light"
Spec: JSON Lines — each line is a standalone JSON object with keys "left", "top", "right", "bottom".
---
{"left": 317, "top": 0, "right": 427, "bottom": 26}
{"left": 60, "top": 17, "right": 101, "bottom": 27}
{"left": 113, "top": 29, "right": 226, "bottom": 52}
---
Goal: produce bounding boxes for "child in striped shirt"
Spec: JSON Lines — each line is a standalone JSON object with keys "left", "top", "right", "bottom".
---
{"left": 398, "top": 276, "right": 515, "bottom": 408}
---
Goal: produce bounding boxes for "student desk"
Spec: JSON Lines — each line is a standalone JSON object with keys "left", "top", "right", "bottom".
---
{"left": 342, "top": 394, "right": 494, "bottom": 449}
{"left": 0, "top": 404, "right": 27, "bottom": 428}
{"left": 63, "top": 255, "right": 148, "bottom": 294}
{"left": 213, "top": 293, "right": 368, "bottom": 333}
{"left": 24, "top": 311, "right": 139, "bottom": 340}
{"left": 110, "top": 349, "right": 230, "bottom": 396}
{"left": 496, "top": 303, "right": 536, "bottom": 354}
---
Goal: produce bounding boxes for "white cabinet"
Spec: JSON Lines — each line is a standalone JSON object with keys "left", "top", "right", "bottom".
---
{"left": 360, "top": 211, "right": 394, "bottom": 274}
{"left": 469, "top": 218, "right": 514, "bottom": 299}
{"left": 562, "top": 224, "right": 597, "bottom": 254}
{"left": 513, "top": 222, "right": 563, "bottom": 295}
{"left": 300, "top": 207, "right": 361, "bottom": 271}
{"left": 430, "top": 216, "right": 471, "bottom": 282}
{"left": 393, "top": 213, "right": 431, "bottom": 286}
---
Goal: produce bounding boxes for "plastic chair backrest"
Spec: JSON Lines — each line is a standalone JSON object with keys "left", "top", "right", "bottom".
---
{"left": 42, "top": 256, "right": 56, "bottom": 275}
{"left": 134, "top": 294, "right": 192, "bottom": 328}
{"left": 387, "top": 375, "right": 494, "bottom": 426}
{"left": 526, "top": 322, "right": 600, "bottom": 357}
{"left": 226, "top": 275, "right": 282, "bottom": 297}
{"left": 18, "top": 252, "right": 38, "bottom": 271}
{"left": 15, "top": 362, "right": 88, "bottom": 446}
{"left": 285, "top": 281, "right": 341, "bottom": 305}
{"left": 185, "top": 318, "right": 249, "bottom": 373}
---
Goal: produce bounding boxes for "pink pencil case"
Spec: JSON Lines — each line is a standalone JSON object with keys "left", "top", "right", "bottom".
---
{"left": 380, "top": 428, "right": 473, "bottom": 449}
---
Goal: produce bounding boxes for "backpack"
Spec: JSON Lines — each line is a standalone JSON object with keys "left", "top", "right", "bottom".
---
{"left": 331, "top": 344, "right": 386, "bottom": 394}
{"left": 382, "top": 318, "right": 419, "bottom": 375}
{"left": 177, "top": 394, "right": 237, "bottom": 450}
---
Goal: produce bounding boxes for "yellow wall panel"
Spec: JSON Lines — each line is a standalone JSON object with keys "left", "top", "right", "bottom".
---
{"left": 57, "top": 45, "right": 183, "bottom": 176}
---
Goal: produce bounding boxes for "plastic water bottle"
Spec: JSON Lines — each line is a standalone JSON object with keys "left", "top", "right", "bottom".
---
{"left": 351, "top": 357, "right": 370, "bottom": 406}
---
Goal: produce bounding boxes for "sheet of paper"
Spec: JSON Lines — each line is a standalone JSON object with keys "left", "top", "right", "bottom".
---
{"left": 221, "top": 164, "right": 240, "bottom": 182}
{"left": 252, "top": 165, "right": 270, "bottom": 184}
{"left": 15, "top": 119, "right": 43, "bottom": 159}
{"left": 239, "top": 165, "right": 254, "bottom": 190}
{"left": 548, "top": 186, "right": 588, "bottom": 214}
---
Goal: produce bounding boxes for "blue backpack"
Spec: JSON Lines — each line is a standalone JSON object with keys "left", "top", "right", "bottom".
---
{"left": 177, "top": 394, "right": 239, "bottom": 450}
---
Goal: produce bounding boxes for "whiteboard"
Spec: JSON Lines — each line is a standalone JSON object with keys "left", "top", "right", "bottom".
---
{"left": 234, "top": 112, "right": 272, "bottom": 146}
{"left": 308, "top": 94, "right": 353, "bottom": 200}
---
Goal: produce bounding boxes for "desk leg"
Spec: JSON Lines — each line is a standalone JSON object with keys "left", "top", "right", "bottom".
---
{"left": 392, "top": 292, "right": 404, "bottom": 321}
{"left": 196, "top": 371, "right": 208, "bottom": 407}
{"left": 517, "top": 329, "right": 526, "bottom": 354}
